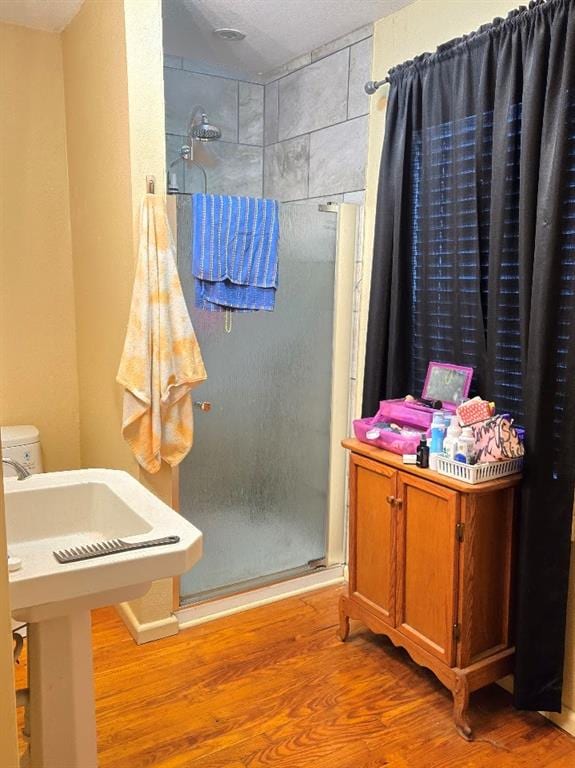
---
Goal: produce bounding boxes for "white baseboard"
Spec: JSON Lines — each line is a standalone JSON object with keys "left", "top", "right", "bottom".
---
{"left": 116, "top": 601, "right": 179, "bottom": 645}
{"left": 498, "top": 676, "right": 575, "bottom": 737}
{"left": 177, "top": 565, "right": 345, "bottom": 630}
{"left": 542, "top": 706, "right": 575, "bottom": 737}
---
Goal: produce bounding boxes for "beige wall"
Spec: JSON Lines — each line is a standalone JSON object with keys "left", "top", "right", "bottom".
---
{"left": 360, "top": 0, "right": 575, "bottom": 730}
{"left": 0, "top": 23, "right": 81, "bottom": 472}
{"left": 63, "top": 0, "right": 166, "bottom": 479}
{"left": 63, "top": 0, "right": 138, "bottom": 474}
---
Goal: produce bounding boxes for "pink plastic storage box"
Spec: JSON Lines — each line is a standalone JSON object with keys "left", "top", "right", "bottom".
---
{"left": 353, "top": 362, "right": 474, "bottom": 455}
{"left": 353, "top": 399, "right": 434, "bottom": 455}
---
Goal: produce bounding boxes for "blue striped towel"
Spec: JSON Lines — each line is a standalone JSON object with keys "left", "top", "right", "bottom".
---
{"left": 191, "top": 193, "right": 279, "bottom": 312}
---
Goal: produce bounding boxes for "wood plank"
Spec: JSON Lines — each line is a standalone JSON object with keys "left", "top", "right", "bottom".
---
{"left": 13, "top": 586, "right": 575, "bottom": 767}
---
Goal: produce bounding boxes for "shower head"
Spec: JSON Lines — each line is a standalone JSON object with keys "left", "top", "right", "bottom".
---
{"left": 190, "top": 113, "right": 221, "bottom": 142}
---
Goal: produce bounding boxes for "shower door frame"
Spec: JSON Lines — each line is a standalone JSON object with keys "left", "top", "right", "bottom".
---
{"left": 166, "top": 197, "right": 358, "bottom": 614}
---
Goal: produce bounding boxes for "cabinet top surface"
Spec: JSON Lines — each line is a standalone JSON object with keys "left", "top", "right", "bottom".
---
{"left": 342, "top": 439, "right": 522, "bottom": 494}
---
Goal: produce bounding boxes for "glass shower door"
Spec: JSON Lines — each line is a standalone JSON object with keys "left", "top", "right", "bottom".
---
{"left": 176, "top": 199, "right": 338, "bottom": 603}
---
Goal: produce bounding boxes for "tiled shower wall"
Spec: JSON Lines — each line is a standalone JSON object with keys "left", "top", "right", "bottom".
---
{"left": 261, "top": 26, "right": 373, "bottom": 429}
{"left": 163, "top": 26, "right": 373, "bottom": 425}
{"left": 262, "top": 25, "right": 373, "bottom": 205}
{"left": 163, "top": 58, "right": 264, "bottom": 197}
{"left": 163, "top": 24, "right": 372, "bottom": 205}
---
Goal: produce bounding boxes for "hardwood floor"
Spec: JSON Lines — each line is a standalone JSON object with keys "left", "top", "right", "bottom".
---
{"left": 14, "top": 586, "right": 575, "bottom": 767}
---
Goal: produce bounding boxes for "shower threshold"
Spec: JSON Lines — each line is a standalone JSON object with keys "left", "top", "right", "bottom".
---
{"left": 177, "top": 563, "right": 345, "bottom": 629}
{"left": 180, "top": 560, "right": 328, "bottom": 606}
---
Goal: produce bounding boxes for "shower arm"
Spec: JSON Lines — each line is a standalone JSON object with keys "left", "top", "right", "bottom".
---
{"left": 169, "top": 144, "right": 208, "bottom": 194}
{"left": 188, "top": 105, "right": 207, "bottom": 133}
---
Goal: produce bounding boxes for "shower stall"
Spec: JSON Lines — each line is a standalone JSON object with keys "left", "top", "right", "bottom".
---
{"left": 170, "top": 195, "right": 357, "bottom": 608}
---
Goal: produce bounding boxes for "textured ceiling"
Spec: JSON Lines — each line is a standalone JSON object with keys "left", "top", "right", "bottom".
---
{"left": 0, "top": 0, "right": 84, "bottom": 31}
{"left": 163, "top": 0, "right": 414, "bottom": 78}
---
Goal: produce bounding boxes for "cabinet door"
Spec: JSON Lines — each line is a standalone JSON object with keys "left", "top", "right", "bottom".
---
{"left": 349, "top": 454, "right": 397, "bottom": 625}
{"left": 457, "top": 488, "right": 515, "bottom": 667}
{"left": 396, "top": 473, "right": 459, "bottom": 665}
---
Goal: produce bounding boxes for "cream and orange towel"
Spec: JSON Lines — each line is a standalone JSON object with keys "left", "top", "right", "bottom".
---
{"left": 117, "top": 194, "right": 207, "bottom": 473}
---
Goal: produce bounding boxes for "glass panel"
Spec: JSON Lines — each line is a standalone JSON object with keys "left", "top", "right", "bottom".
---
{"left": 176, "top": 197, "right": 337, "bottom": 602}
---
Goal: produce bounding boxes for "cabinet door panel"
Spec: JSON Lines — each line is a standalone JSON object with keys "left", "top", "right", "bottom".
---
{"left": 350, "top": 454, "right": 397, "bottom": 625}
{"left": 457, "top": 489, "right": 515, "bottom": 667}
{"left": 396, "top": 473, "right": 459, "bottom": 665}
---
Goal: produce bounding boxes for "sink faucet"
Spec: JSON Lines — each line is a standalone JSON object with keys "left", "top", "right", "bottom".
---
{"left": 2, "top": 458, "right": 31, "bottom": 480}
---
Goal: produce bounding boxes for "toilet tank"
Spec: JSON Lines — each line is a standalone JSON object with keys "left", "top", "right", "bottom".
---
{"left": 1, "top": 425, "right": 43, "bottom": 476}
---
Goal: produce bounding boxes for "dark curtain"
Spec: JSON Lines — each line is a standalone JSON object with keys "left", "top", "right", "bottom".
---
{"left": 363, "top": 0, "right": 575, "bottom": 711}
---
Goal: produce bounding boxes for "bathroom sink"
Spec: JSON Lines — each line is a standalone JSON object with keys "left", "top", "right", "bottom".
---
{"left": 5, "top": 468, "right": 202, "bottom": 622}
{"left": 4, "top": 468, "right": 202, "bottom": 768}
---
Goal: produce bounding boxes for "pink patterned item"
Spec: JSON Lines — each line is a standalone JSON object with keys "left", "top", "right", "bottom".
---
{"left": 456, "top": 397, "right": 494, "bottom": 426}
{"left": 472, "top": 416, "right": 525, "bottom": 462}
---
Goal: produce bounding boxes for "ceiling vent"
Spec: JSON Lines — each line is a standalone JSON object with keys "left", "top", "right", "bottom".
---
{"left": 213, "top": 27, "right": 246, "bottom": 41}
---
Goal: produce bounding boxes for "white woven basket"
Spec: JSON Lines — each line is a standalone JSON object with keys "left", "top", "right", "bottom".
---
{"left": 436, "top": 456, "right": 523, "bottom": 484}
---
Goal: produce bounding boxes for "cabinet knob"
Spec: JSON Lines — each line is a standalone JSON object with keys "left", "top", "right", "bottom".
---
{"left": 395, "top": 498, "right": 403, "bottom": 508}
{"left": 386, "top": 495, "right": 396, "bottom": 505}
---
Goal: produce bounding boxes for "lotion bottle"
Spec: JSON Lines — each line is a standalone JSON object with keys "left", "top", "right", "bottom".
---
{"left": 443, "top": 416, "right": 462, "bottom": 460}
{"left": 456, "top": 427, "right": 476, "bottom": 463}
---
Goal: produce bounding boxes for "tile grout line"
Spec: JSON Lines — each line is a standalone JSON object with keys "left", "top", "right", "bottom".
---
{"left": 281, "top": 186, "right": 364, "bottom": 204}
{"left": 236, "top": 80, "right": 240, "bottom": 144}
{"left": 263, "top": 83, "right": 267, "bottom": 148}
{"left": 346, "top": 46, "right": 352, "bottom": 122}
{"left": 277, "top": 79, "right": 281, "bottom": 144}
{"left": 165, "top": 60, "right": 264, "bottom": 86}
{"left": 311, "top": 33, "right": 373, "bottom": 66}
{"left": 166, "top": 133, "right": 262, "bottom": 150}
{"left": 306, "top": 132, "right": 310, "bottom": 199}
{"left": 262, "top": 33, "right": 373, "bottom": 85}
{"left": 264, "top": 82, "right": 270, "bottom": 194}
{"left": 264, "top": 112, "right": 369, "bottom": 150}
{"left": 262, "top": 99, "right": 267, "bottom": 196}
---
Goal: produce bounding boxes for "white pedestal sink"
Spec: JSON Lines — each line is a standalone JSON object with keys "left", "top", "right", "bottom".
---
{"left": 5, "top": 469, "right": 202, "bottom": 768}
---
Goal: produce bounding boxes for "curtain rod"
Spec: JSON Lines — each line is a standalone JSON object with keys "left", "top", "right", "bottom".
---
{"left": 364, "top": 0, "right": 553, "bottom": 96}
{"left": 364, "top": 78, "right": 389, "bottom": 95}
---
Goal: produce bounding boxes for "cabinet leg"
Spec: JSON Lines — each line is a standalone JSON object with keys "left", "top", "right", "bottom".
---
{"left": 338, "top": 597, "right": 350, "bottom": 642}
{"left": 453, "top": 674, "right": 473, "bottom": 741}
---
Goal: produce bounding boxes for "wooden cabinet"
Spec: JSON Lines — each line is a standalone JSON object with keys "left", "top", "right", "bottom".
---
{"left": 339, "top": 439, "right": 520, "bottom": 740}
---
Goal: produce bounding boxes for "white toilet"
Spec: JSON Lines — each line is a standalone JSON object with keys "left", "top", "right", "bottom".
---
{"left": 1, "top": 425, "right": 43, "bottom": 477}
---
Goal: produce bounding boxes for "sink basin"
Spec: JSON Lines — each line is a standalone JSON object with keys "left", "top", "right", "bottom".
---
{"left": 6, "top": 468, "right": 202, "bottom": 622}
{"left": 4, "top": 468, "right": 202, "bottom": 768}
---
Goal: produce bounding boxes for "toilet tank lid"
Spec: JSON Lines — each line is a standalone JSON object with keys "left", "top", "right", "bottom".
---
{"left": 1, "top": 425, "right": 40, "bottom": 448}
